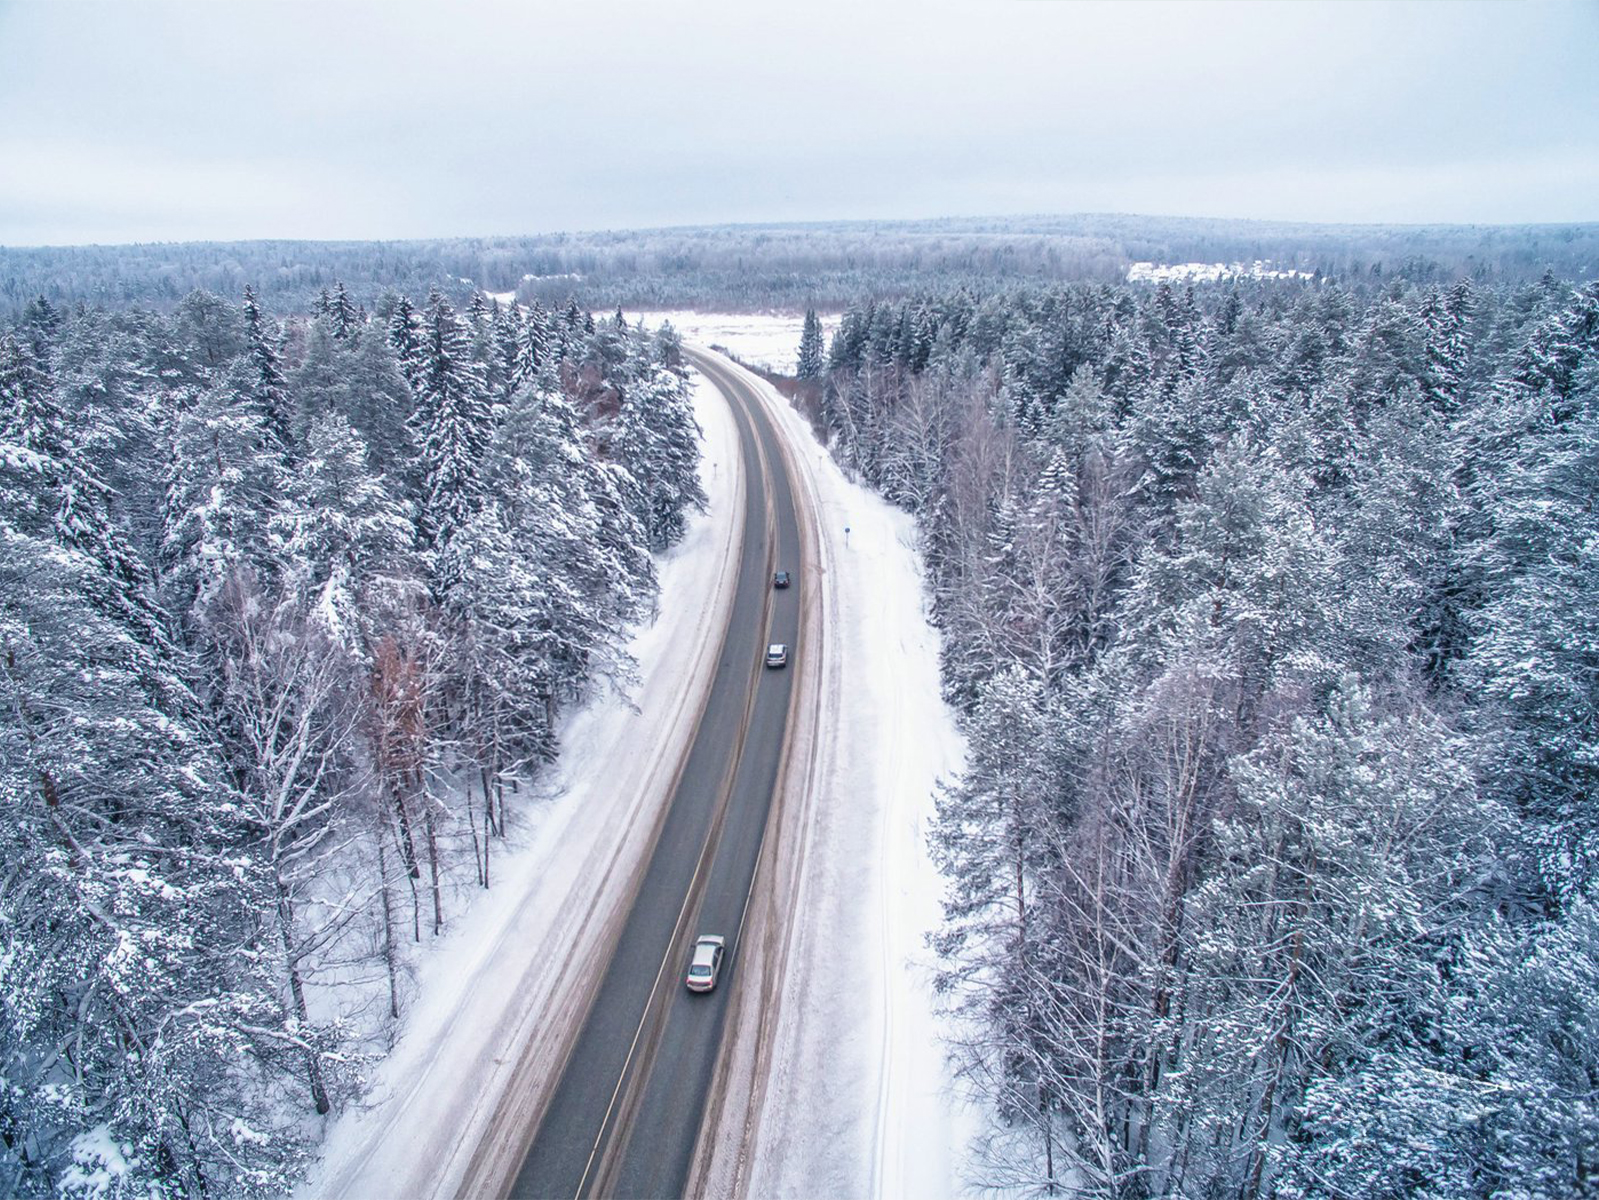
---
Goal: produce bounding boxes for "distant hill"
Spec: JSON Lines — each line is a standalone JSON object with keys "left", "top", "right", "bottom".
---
{"left": 3, "top": 213, "right": 1595, "bottom": 319}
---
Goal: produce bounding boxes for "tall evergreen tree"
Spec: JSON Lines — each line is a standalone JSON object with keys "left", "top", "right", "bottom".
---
{"left": 412, "top": 291, "right": 493, "bottom": 589}
{"left": 327, "top": 281, "right": 360, "bottom": 340}
{"left": 797, "top": 308, "right": 825, "bottom": 379}
{"left": 386, "top": 293, "right": 424, "bottom": 391}
{"left": 241, "top": 285, "right": 293, "bottom": 458}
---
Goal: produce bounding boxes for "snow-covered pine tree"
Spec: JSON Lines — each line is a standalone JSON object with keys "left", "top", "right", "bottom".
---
{"left": 412, "top": 290, "right": 493, "bottom": 590}
{"left": 172, "top": 288, "right": 244, "bottom": 373}
{"left": 609, "top": 360, "right": 705, "bottom": 550}
{"left": 797, "top": 308, "right": 825, "bottom": 379}
{"left": 241, "top": 285, "right": 294, "bottom": 460}
{"left": 1464, "top": 316, "right": 1599, "bottom": 902}
{"left": 386, "top": 293, "right": 424, "bottom": 392}
{"left": 327, "top": 281, "right": 360, "bottom": 340}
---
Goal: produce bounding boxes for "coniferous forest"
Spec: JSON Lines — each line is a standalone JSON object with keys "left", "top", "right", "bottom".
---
{"left": 807, "top": 274, "right": 1599, "bottom": 1195}
{"left": 0, "top": 286, "right": 703, "bottom": 1197}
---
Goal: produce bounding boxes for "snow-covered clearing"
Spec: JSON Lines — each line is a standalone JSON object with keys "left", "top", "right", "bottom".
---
{"left": 302, "top": 368, "right": 745, "bottom": 1200}
{"left": 632, "top": 311, "right": 839, "bottom": 378}
{"left": 671, "top": 320, "right": 984, "bottom": 1199}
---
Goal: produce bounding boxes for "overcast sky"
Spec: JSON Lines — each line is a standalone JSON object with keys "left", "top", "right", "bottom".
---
{"left": 1, "top": 0, "right": 1595, "bottom": 246}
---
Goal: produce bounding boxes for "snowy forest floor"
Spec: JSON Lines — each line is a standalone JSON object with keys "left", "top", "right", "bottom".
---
{"left": 301, "top": 318, "right": 985, "bottom": 1199}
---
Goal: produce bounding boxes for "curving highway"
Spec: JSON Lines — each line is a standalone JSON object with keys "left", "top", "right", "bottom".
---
{"left": 503, "top": 349, "right": 808, "bottom": 1199}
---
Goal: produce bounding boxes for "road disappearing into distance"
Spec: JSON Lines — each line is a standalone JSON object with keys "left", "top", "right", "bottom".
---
{"left": 501, "top": 349, "right": 810, "bottom": 1199}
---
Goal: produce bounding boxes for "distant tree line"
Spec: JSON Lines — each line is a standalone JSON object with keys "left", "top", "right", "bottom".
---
{"left": 809, "top": 272, "right": 1599, "bottom": 1196}
{"left": 0, "top": 286, "right": 703, "bottom": 1196}
{"left": 5, "top": 214, "right": 1595, "bottom": 321}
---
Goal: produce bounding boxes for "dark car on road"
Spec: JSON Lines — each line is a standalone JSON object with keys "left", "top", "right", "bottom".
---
{"left": 773, "top": 570, "right": 791, "bottom": 589}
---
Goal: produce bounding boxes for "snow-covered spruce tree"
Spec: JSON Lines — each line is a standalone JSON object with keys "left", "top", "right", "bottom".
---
{"left": 513, "top": 300, "right": 554, "bottom": 386}
{"left": 385, "top": 292, "right": 424, "bottom": 395}
{"left": 18, "top": 295, "right": 63, "bottom": 361}
{"left": 0, "top": 333, "right": 65, "bottom": 470}
{"left": 1418, "top": 279, "right": 1475, "bottom": 417}
{"left": 797, "top": 307, "right": 825, "bottom": 379}
{"left": 326, "top": 281, "right": 360, "bottom": 342}
{"left": 411, "top": 290, "right": 493, "bottom": 590}
{"left": 334, "top": 316, "right": 418, "bottom": 486}
{"left": 437, "top": 501, "right": 558, "bottom": 860}
{"left": 276, "top": 410, "right": 415, "bottom": 632}
{"left": 1, "top": 331, "right": 177, "bottom": 693}
{"left": 289, "top": 317, "right": 356, "bottom": 447}
{"left": 240, "top": 285, "right": 294, "bottom": 461}
{"left": 46, "top": 309, "right": 166, "bottom": 545}
{"left": 608, "top": 357, "right": 705, "bottom": 550}
{"left": 569, "top": 316, "right": 704, "bottom": 553}
{"left": 488, "top": 376, "right": 649, "bottom": 712}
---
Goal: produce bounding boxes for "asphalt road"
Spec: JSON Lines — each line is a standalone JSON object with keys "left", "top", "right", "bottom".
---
{"left": 509, "top": 350, "right": 804, "bottom": 1199}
